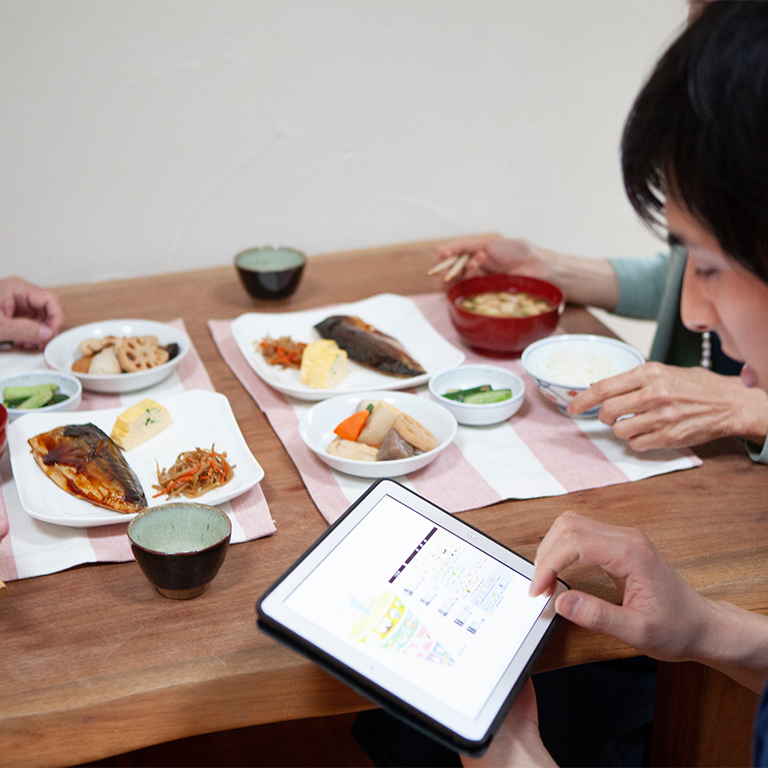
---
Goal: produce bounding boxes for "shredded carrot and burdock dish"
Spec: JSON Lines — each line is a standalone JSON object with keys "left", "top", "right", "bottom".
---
{"left": 152, "top": 445, "right": 235, "bottom": 499}
{"left": 257, "top": 336, "right": 306, "bottom": 369}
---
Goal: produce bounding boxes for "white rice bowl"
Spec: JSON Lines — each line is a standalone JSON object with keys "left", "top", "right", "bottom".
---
{"left": 522, "top": 334, "right": 645, "bottom": 417}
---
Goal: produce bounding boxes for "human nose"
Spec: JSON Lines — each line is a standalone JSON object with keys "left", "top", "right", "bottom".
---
{"left": 680, "top": 258, "right": 718, "bottom": 333}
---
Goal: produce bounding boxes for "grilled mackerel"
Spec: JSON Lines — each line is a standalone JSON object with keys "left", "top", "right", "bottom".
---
{"left": 313, "top": 315, "right": 426, "bottom": 378}
{"left": 28, "top": 423, "right": 147, "bottom": 513}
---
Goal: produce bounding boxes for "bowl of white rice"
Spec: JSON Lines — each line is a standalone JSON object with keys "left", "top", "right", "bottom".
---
{"left": 521, "top": 334, "right": 645, "bottom": 417}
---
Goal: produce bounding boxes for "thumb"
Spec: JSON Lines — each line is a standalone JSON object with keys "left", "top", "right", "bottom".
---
{"left": 0, "top": 318, "right": 51, "bottom": 348}
{"left": 555, "top": 590, "right": 625, "bottom": 637}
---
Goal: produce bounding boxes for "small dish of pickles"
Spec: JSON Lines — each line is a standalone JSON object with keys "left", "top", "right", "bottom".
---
{"left": 1, "top": 371, "right": 82, "bottom": 421}
{"left": 428, "top": 365, "right": 525, "bottom": 426}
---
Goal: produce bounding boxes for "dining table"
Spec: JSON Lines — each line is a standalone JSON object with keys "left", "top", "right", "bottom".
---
{"left": 1, "top": 236, "right": 766, "bottom": 768}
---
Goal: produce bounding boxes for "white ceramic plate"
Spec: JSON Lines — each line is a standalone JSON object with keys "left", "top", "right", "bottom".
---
{"left": 44, "top": 319, "right": 191, "bottom": 394}
{"left": 8, "top": 389, "right": 264, "bottom": 527}
{"left": 298, "top": 390, "right": 457, "bottom": 478}
{"left": 231, "top": 294, "right": 465, "bottom": 401}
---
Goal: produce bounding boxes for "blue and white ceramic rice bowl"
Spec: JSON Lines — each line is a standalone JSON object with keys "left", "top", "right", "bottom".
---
{"left": 521, "top": 334, "right": 645, "bottom": 418}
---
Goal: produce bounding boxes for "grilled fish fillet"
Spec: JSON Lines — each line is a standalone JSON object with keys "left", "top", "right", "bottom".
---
{"left": 28, "top": 423, "right": 147, "bottom": 513}
{"left": 313, "top": 315, "right": 426, "bottom": 378}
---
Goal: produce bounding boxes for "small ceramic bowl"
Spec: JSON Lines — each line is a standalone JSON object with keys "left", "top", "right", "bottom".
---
{"left": 235, "top": 245, "right": 307, "bottom": 300}
{"left": 521, "top": 334, "right": 645, "bottom": 417}
{"left": 428, "top": 365, "right": 525, "bottom": 426}
{"left": 447, "top": 274, "right": 564, "bottom": 357}
{"left": 0, "top": 404, "right": 7, "bottom": 458}
{"left": 1, "top": 370, "right": 82, "bottom": 422}
{"left": 128, "top": 503, "right": 232, "bottom": 599}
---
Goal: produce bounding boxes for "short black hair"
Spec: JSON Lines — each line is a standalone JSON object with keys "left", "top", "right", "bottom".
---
{"left": 622, "top": 0, "right": 768, "bottom": 284}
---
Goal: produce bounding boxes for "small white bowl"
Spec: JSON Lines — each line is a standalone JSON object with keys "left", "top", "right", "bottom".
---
{"left": 521, "top": 334, "right": 645, "bottom": 418}
{"left": 428, "top": 365, "right": 525, "bottom": 426}
{"left": 298, "top": 390, "right": 457, "bottom": 478}
{"left": 1, "top": 370, "right": 82, "bottom": 422}
{"left": 44, "top": 319, "right": 190, "bottom": 394}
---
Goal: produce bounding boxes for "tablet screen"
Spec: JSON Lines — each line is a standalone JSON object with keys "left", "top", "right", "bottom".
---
{"left": 258, "top": 480, "right": 566, "bottom": 752}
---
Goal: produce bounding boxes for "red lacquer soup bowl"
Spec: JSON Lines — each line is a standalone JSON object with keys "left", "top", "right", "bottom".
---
{"left": 447, "top": 274, "right": 564, "bottom": 357}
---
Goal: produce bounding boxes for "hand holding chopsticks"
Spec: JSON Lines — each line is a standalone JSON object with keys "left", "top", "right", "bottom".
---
{"left": 427, "top": 253, "right": 470, "bottom": 282}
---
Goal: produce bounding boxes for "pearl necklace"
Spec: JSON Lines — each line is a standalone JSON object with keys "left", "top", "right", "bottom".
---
{"left": 700, "top": 331, "right": 712, "bottom": 369}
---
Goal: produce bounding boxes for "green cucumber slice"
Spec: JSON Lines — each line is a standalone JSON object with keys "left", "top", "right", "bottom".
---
{"left": 463, "top": 389, "right": 513, "bottom": 404}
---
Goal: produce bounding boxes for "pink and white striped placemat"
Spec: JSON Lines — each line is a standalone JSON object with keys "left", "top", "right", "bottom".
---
{"left": 0, "top": 319, "right": 274, "bottom": 582}
{"left": 209, "top": 294, "right": 701, "bottom": 525}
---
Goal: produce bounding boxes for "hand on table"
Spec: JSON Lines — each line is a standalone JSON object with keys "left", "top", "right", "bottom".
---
{"left": 567, "top": 363, "right": 768, "bottom": 451}
{"left": 0, "top": 276, "right": 65, "bottom": 350}
{"left": 461, "top": 679, "right": 556, "bottom": 768}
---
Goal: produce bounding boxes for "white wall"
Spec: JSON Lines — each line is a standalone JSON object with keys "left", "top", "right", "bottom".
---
{"left": 0, "top": 0, "right": 687, "bottom": 287}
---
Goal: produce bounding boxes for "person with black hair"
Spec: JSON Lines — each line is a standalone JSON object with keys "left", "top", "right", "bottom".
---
{"left": 463, "top": 3, "right": 768, "bottom": 764}
{"left": 433, "top": 233, "right": 768, "bottom": 457}
{"left": 432, "top": 3, "right": 768, "bottom": 466}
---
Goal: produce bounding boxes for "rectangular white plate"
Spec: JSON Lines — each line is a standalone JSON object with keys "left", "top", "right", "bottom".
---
{"left": 231, "top": 293, "right": 465, "bottom": 401}
{"left": 8, "top": 389, "right": 264, "bottom": 528}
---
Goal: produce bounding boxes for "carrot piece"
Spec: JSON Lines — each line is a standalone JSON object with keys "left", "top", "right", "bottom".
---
{"left": 334, "top": 409, "right": 371, "bottom": 442}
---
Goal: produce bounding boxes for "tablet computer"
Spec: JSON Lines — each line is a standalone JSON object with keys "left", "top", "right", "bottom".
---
{"left": 256, "top": 478, "right": 569, "bottom": 756}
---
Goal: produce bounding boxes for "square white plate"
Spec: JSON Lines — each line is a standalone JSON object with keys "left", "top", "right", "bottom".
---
{"left": 231, "top": 293, "right": 465, "bottom": 401}
{"left": 8, "top": 389, "right": 264, "bottom": 527}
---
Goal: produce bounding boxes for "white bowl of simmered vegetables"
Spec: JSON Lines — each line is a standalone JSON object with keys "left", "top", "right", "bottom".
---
{"left": 298, "top": 391, "right": 457, "bottom": 478}
{"left": 428, "top": 365, "right": 525, "bottom": 426}
{"left": 1, "top": 371, "right": 82, "bottom": 421}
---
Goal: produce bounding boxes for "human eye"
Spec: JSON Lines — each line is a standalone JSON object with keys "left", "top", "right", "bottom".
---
{"left": 693, "top": 266, "right": 719, "bottom": 281}
{"left": 672, "top": 239, "right": 721, "bottom": 281}
{"left": 689, "top": 253, "right": 722, "bottom": 280}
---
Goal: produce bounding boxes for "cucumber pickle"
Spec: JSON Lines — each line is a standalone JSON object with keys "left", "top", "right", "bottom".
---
{"left": 442, "top": 384, "right": 512, "bottom": 404}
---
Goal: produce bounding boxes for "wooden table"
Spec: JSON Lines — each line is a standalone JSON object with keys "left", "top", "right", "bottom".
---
{"left": 2, "top": 237, "right": 766, "bottom": 767}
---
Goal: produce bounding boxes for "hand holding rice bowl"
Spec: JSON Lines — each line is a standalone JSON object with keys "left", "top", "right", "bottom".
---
{"left": 522, "top": 334, "right": 645, "bottom": 417}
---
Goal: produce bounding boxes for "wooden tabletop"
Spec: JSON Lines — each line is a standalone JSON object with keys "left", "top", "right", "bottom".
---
{"left": 2, "top": 237, "right": 767, "bottom": 767}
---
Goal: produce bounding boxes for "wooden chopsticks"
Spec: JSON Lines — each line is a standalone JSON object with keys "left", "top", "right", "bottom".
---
{"left": 427, "top": 253, "right": 470, "bottom": 282}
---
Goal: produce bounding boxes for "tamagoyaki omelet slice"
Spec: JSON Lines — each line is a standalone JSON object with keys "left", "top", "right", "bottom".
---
{"left": 111, "top": 398, "right": 171, "bottom": 450}
{"left": 300, "top": 339, "right": 349, "bottom": 389}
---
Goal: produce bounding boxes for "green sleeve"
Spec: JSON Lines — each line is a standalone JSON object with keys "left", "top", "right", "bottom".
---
{"left": 608, "top": 252, "right": 671, "bottom": 320}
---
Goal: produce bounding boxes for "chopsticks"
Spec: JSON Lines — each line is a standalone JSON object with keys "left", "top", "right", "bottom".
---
{"left": 427, "top": 253, "right": 470, "bottom": 282}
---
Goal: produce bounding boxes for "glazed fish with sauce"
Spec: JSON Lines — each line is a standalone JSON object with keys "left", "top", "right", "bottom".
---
{"left": 28, "top": 423, "right": 147, "bottom": 513}
{"left": 313, "top": 315, "right": 426, "bottom": 378}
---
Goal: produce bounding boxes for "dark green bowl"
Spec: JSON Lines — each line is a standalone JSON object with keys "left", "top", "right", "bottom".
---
{"left": 235, "top": 245, "right": 306, "bottom": 300}
{"left": 128, "top": 503, "right": 232, "bottom": 599}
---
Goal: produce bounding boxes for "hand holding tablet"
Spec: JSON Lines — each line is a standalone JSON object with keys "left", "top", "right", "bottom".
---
{"left": 257, "top": 479, "right": 569, "bottom": 756}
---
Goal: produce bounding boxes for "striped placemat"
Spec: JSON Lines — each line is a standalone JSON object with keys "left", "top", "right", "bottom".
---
{"left": 0, "top": 319, "right": 274, "bottom": 582}
{"left": 209, "top": 294, "right": 701, "bottom": 525}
